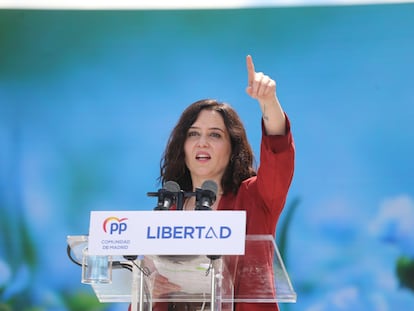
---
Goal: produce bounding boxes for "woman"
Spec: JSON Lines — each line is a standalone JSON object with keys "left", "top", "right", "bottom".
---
{"left": 162, "top": 54, "right": 293, "bottom": 229}
{"left": 131, "top": 55, "right": 294, "bottom": 311}
{"left": 159, "top": 55, "right": 294, "bottom": 311}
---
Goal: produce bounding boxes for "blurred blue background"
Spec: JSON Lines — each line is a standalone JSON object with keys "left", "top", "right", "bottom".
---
{"left": 1, "top": 3, "right": 414, "bottom": 310}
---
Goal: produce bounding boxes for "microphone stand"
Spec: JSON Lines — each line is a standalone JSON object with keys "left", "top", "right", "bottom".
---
{"left": 177, "top": 191, "right": 198, "bottom": 210}
{"left": 147, "top": 190, "right": 196, "bottom": 211}
{"left": 176, "top": 191, "right": 184, "bottom": 210}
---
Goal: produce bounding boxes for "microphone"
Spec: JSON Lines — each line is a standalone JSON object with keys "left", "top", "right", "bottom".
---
{"left": 195, "top": 180, "right": 218, "bottom": 210}
{"left": 148, "top": 181, "right": 181, "bottom": 210}
{"left": 195, "top": 180, "right": 221, "bottom": 260}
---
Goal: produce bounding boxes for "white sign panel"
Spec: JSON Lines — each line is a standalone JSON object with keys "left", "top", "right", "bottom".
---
{"left": 87, "top": 210, "right": 246, "bottom": 256}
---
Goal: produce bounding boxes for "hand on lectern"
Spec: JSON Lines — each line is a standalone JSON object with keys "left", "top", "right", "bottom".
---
{"left": 151, "top": 273, "right": 182, "bottom": 298}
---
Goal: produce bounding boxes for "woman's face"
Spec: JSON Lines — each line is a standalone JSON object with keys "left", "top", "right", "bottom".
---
{"left": 184, "top": 109, "right": 231, "bottom": 188}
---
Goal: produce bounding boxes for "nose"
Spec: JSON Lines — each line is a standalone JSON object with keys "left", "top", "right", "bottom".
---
{"left": 197, "top": 134, "right": 209, "bottom": 147}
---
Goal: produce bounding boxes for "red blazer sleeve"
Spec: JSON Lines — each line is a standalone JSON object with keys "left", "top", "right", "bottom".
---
{"left": 257, "top": 114, "right": 295, "bottom": 215}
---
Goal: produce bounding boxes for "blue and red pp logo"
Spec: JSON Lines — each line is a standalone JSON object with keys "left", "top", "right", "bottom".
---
{"left": 103, "top": 217, "right": 128, "bottom": 235}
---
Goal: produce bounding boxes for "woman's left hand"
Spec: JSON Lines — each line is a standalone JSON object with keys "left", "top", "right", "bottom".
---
{"left": 245, "top": 55, "right": 277, "bottom": 102}
{"left": 245, "top": 55, "right": 286, "bottom": 135}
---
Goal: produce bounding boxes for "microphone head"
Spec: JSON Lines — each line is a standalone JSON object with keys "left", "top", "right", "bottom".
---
{"left": 201, "top": 180, "right": 218, "bottom": 196}
{"left": 194, "top": 180, "right": 218, "bottom": 210}
{"left": 164, "top": 180, "right": 181, "bottom": 192}
{"left": 153, "top": 181, "right": 181, "bottom": 210}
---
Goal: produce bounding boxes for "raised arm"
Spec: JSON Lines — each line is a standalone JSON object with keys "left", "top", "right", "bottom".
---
{"left": 245, "top": 55, "right": 286, "bottom": 135}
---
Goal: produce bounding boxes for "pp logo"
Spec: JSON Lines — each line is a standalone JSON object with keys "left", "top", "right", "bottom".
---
{"left": 103, "top": 217, "right": 128, "bottom": 235}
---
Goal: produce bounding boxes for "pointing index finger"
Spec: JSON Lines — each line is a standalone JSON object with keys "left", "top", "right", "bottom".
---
{"left": 246, "top": 55, "right": 255, "bottom": 86}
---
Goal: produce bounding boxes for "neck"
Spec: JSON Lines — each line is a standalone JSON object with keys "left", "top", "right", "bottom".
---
{"left": 191, "top": 179, "right": 223, "bottom": 195}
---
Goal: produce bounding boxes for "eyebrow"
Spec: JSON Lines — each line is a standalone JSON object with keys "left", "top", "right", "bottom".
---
{"left": 189, "top": 126, "right": 226, "bottom": 133}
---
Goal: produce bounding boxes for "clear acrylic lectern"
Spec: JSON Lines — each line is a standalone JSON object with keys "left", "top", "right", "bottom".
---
{"left": 67, "top": 234, "right": 296, "bottom": 311}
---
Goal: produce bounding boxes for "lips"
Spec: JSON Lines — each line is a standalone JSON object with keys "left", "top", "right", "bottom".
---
{"left": 196, "top": 151, "right": 211, "bottom": 161}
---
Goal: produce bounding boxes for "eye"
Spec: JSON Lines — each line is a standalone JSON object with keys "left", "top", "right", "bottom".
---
{"left": 187, "top": 130, "right": 200, "bottom": 137}
{"left": 210, "top": 132, "right": 222, "bottom": 138}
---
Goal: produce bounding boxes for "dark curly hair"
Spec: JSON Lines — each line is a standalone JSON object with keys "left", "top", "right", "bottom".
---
{"left": 160, "top": 99, "right": 256, "bottom": 194}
